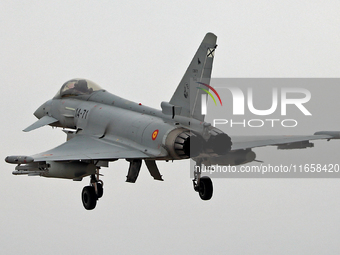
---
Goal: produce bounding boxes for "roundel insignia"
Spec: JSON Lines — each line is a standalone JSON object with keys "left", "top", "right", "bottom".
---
{"left": 152, "top": 129, "right": 159, "bottom": 140}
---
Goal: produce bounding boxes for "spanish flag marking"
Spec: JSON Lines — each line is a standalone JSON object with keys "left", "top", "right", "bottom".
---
{"left": 152, "top": 130, "right": 159, "bottom": 140}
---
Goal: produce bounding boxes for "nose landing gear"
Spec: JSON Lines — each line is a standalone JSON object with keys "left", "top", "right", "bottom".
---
{"left": 81, "top": 168, "right": 103, "bottom": 210}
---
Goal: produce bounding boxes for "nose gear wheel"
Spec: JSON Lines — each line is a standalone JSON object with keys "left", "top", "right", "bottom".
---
{"left": 81, "top": 167, "right": 104, "bottom": 210}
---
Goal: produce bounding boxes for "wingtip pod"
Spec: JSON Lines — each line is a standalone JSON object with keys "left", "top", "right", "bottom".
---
{"left": 5, "top": 156, "right": 34, "bottom": 164}
{"left": 314, "top": 131, "right": 340, "bottom": 139}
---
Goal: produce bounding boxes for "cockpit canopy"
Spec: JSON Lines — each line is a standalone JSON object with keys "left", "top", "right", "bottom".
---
{"left": 54, "top": 79, "right": 103, "bottom": 98}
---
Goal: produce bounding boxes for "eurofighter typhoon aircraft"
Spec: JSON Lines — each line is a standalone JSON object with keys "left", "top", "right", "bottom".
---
{"left": 5, "top": 33, "right": 340, "bottom": 210}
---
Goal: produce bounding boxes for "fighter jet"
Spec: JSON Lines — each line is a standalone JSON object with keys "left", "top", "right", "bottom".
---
{"left": 5, "top": 33, "right": 340, "bottom": 210}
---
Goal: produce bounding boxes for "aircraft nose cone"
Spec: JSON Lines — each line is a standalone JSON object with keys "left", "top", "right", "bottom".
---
{"left": 34, "top": 103, "right": 45, "bottom": 119}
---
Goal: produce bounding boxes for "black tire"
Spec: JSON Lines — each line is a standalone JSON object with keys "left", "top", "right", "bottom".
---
{"left": 96, "top": 182, "right": 103, "bottom": 198}
{"left": 198, "top": 176, "right": 213, "bottom": 200}
{"left": 82, "top": 186, "right": 97, "bottom": 210}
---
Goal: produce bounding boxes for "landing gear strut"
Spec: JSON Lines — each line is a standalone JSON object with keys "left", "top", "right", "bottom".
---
{"left": 81, "top": 167, "right": 104, "bottom": 210}
{"left": 192, "top": 161, "right": 213, "bottom": 200}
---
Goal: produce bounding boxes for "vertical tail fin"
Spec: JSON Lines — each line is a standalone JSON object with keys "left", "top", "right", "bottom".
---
{"left": 169, "top": 33, "right": 217, "bottom": 121}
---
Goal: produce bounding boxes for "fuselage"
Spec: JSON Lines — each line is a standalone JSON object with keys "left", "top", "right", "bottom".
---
{"left": 35, "top": 88, "right": 210, "bottom": 160}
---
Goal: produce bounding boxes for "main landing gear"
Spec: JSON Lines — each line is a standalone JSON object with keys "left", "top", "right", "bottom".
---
{"left": 192, "top": 161, "right": 213, "bottom": 200}
{"left": 81, "top": 168, "right": 103, "bottom": 210}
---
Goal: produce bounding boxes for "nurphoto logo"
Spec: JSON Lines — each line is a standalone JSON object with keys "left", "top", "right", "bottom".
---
{"left": 197, "top": 79, "right": 312, "bottom": 129}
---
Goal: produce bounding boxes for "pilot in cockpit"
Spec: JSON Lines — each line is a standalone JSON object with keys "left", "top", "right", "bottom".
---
{"left": 63, "top": 79, "right": 93, "bottom": 96}
{"left": 74, "top": 80, "right": 93, "bottom": 95}
{"left": 57, "top": 78, "right": 101, "bottom": 98}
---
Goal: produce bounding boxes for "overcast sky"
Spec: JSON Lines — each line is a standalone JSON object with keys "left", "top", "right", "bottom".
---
{"left": 1, "top": 1, "right": 340, "bottom": 254}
